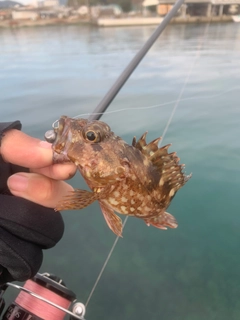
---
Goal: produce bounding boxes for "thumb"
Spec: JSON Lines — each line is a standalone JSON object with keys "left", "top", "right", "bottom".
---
{"left": 7, "top": 172, "right": 74, "bottom": 209}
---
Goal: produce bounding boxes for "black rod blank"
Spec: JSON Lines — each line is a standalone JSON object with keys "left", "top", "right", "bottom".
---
{"left": 89, "top": 0, "right": 184, "bottom": 121}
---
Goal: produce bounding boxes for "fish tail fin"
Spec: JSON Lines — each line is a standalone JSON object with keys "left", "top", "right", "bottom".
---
{"left": 144, "top": 212, "right": 178, "bottom": 230}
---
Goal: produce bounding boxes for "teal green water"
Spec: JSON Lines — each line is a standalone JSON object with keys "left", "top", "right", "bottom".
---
{"left": 1, "top": 23, "right": 240, "bottom": 319}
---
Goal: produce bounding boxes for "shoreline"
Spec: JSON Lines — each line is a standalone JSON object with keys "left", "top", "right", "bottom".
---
{"left": 0, "top": 17, "right": 90, "bottom": 28}
{"left": 0, "top": 15, "right": 234, "bottom": 28}
{"left": 96, "top": 15, "right": 233, "bottom": 27}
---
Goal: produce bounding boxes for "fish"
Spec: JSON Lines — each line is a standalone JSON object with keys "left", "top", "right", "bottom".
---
{"left": 47, "top": 115, "right": 191, "bottom": 237}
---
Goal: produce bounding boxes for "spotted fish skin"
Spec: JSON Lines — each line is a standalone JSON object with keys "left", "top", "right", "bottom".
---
{"left": 49, "top": 116, "right": 191, "bottom": 237}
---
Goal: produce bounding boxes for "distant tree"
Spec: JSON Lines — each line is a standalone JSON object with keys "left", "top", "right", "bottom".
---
{"left": 101, "top": 0, "right": 132, "bottom": 12}
{"left": 67, "top": 0, "right": 88, "bottom": 7}
{"left": 67, "top": 0, "right": 132, "bottom": 12}
{"left": 131, "top": 0, "right": 142, "bottom": 11}
{"left": 89, "top": 0, "right": 99, "bottom": 5}
{"left": 115, "top": 0, "right": 132, "bottom": 12}
{"left": 0, "top": 0, "right": 23, "bottom": 8}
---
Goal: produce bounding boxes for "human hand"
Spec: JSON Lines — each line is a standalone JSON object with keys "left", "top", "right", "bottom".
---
{"left": 1, "top": 128, "right": 77, "bottom": 208}
{"left": 0, "top": 121, "right": 77, "bottom": 284}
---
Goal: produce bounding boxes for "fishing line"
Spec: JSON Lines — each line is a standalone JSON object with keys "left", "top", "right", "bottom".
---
{"left": 85, "top": 23, "right": 210, "bottom": 308}
{"left": 84, "top": 11, "right": 214, "bottom": 311}
{"left": 84, "top": 0, "right": 185, "bottom": 308}
{"left": 85, "top": 216, "right": 128, "bottom": 308}
{"left": 73, "top": 84, "right": 240, "bottom": 120}
{"left": 160, "top": 23, "right": 209, "bottom": 144}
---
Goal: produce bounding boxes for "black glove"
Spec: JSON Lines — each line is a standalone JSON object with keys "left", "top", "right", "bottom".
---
{"left": 0, "top": 121, "right": 64, "bottom": 285}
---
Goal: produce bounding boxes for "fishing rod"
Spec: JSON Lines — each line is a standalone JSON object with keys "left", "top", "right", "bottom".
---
{"left": 0, "top": 1, "right": 185, "bottom": 319}
{"left": 89, "top": 0, "right": 184, "bottom": 121}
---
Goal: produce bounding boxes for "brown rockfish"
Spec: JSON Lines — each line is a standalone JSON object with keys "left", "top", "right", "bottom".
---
{"left": 45, "top": 116, "right": 191, "bottom": 237}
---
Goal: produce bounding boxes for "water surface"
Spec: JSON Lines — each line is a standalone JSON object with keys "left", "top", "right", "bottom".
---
{"left": 1, "top": 22, "right": 240, "bottom": 320}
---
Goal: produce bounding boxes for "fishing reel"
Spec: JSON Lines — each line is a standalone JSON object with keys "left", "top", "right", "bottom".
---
{"left": 0, "top": 273, "right": 86, "bottom": 320}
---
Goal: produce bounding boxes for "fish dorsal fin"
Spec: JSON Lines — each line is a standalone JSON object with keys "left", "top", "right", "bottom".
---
{"left": 132, "top": 132, "right": 161, "bottom": 156}
{"left": 132, "top": 132, "right": 191, "bottom": 198}
{"left": 151, "top": 146, "right": 191, "bottom": 191}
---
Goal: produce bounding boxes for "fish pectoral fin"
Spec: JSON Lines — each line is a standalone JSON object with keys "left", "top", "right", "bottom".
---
{"left": 144, "top": 212, "right": 178, "bottom": 230}
{"left": 55, "top": 189, "right": 98, "bottom": 211}
{"left": 99, "top": 201, "right": 123, "bottom": 237}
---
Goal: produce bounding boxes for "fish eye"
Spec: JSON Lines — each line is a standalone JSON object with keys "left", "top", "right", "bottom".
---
{"left": 85, "top": 130, "right": 98, "bottom": 142}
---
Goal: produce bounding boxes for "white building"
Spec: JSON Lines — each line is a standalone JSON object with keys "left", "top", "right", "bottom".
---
{"left": 16, "top": 0, "right": 59, "bottom": 7}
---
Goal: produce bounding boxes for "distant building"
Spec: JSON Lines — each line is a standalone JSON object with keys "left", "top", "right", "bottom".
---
{"left": 12, "top": 0, "right": 60, "bottom": 7}
{"left": 12, "top": 9, "right": 39, "bottom": 19}
{"left": 143, "top": 0, "right": 240, "bottom": 17}
{"left": 0, "top": 10, "right": 12, "bottom": 19}
{"left": 43, "top": 0, "right": 58, "bottom": 7}
{"left": 91, "top": 5, "right": 122, "bottom": 18}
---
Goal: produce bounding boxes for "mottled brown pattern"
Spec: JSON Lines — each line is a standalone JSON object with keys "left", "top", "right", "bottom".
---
{"left": 50, "top": 116, "right": 191, "bottom": 237}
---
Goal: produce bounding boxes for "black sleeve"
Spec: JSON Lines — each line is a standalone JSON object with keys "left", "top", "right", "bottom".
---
{"left": 0, "top": 121, "right": 64, "bottom": 284}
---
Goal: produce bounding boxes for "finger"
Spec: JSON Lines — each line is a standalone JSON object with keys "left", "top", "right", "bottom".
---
{"left": 31, "top": 163, "right": 77, "bottom": 181}
{"left": 0, "top": 130, "right": 53, "bottom": 168}
{"left": 7, "top": 172, "right": 74, "bottom": 209}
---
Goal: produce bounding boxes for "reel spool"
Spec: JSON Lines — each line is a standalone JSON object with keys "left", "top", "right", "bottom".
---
{"left": 0, "top": 273, "right": 86, "bottom": 320}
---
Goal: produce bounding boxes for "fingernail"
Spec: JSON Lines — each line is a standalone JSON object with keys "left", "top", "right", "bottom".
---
{"left": 8, "top": 173, "right": 28, "bottom": 192}
{"left": 39, "top": 141, "right": 52, "bottom": 149}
